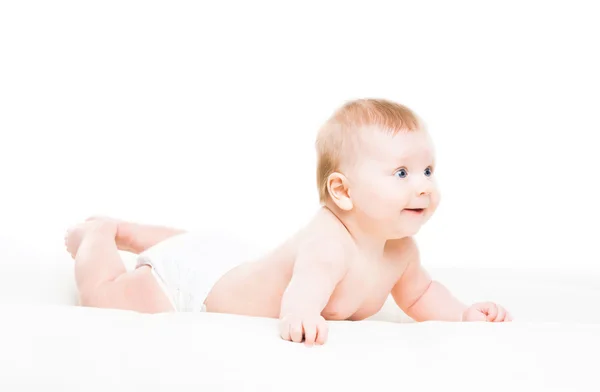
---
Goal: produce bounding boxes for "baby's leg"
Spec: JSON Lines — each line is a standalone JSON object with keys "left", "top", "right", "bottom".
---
{"left": 70, "top": 221, "right": 173, "bottom": 313}
{"left": 116, "top": 221, "right": 186, "bottom": 254}
{"left": 84, "top": 216, "right": 186, "bottom": 254}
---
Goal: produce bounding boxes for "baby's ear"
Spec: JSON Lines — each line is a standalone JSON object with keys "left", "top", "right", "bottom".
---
{"left": 327, "top": 172, "right": 353, "bottom": 211}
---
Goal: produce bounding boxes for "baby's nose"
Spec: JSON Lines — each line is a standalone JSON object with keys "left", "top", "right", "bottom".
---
{"left": 417, "top": 180, "right": 433, "bottom": 196}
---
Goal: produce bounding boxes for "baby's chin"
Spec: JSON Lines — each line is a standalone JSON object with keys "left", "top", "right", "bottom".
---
{"left": 396, "top": 213, "right": 433, "bottom": 237}
{"left": 386, "top": 223, "right": 422, "bottom": 240}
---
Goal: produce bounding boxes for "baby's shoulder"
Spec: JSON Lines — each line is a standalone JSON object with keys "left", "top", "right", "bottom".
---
{"left": 296, "top": 207, "right": 357, "bottom": 258}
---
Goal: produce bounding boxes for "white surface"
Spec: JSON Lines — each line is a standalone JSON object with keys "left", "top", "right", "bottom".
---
{"left": 1, "top": 304, "right": 599, "bottom": 391}
{"left": 1, "top": 1, "right": 599, "bottom": 271}
{"left": 1, "top": 225, "right": 600, "bottom": 390}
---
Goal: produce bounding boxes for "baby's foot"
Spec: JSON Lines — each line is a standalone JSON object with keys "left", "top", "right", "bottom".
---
{"left": 64, "top": 220, "right": 118, "bottom": 259}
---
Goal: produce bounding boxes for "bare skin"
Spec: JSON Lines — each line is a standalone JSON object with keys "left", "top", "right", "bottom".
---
{"left": 66, "top": 209, "right": 510, "bottom": 346}
{"left": 66, "top": 210, "right": 412, "bottom": 322}
{"left": 65, "top": 127, "right": 512, "bottom": 346}
{"left": 66, "top": 219, "right": 174, "bottom": 314}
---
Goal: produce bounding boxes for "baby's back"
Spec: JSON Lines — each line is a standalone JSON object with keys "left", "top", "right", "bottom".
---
{"left": 204, "top": 208, "right": 408, "bottom": 320}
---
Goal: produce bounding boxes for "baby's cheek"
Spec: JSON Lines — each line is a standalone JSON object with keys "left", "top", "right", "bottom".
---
{"left": 429, "top": 190, "right": 441, "bottom": 213}
{"left": 381, "top": 195, "right": 407, "bottom": 218}
{"left": 392, "top": 188, "right": 412, "bottom": 209}
{"left": 364, "top": 196, "right": 389, "bottom": 216}
{"left": 362, "top": 194, "right": 394, "bottom": 218}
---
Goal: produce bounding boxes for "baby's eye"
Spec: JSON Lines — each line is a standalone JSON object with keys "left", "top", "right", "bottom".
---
{"left": 394, "top": 168, "right": 408, "bottom": 178}
{"left": 424, "top": 166, "right": 433, "bottom": 177}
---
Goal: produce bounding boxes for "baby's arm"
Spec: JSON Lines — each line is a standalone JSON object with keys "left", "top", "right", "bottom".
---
{"left": 390, "top": 239, "right": 512, "bottom": 322}
{"left": 390, "top": 239, "right": 467, "bottom": 322}
{"left": 279, "top": 239, "right": 349, "bottom": 345}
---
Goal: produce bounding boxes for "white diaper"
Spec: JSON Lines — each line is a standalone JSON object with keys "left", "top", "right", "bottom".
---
{"left": 135, "top": 231, "right": 261, "bottom": 313}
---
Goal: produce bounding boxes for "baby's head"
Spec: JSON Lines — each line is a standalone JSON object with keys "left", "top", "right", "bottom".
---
{"left": 316, "top": 98, "right": 440, "bottom": 239}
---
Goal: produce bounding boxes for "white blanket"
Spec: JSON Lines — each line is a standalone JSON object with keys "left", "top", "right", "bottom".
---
{"left": 1, "top": 236, "right": 599, "bottom": 391}
{"left": 0, "top": 303, "right": 598, "bottom": 391}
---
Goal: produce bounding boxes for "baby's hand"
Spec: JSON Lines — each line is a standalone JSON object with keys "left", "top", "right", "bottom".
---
{"left": 279, "top": 314, "right": 328, "bottom": 346}
{"left": 462, "top": 302, "right": 512, "bottom": 322}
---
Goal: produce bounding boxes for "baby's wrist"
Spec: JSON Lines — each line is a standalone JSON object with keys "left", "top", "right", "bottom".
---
{"left": 279, "top": 306, "right": 319, "bottom": 320}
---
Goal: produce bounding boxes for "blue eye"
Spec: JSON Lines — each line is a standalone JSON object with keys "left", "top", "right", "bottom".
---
{"left": 424, "top": 167, "right": 433, "bottom": 177}
{"left": 395, "top": 168, "right": 408, "bottom": 178}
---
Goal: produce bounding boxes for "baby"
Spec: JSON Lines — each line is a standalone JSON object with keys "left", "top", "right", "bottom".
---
{"left": 65, "top": 98, "right": 511, "bottom": 346}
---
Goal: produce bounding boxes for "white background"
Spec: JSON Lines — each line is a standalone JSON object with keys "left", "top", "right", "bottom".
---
{"left": 1, "top": 1, "right": 598, "bottom": 271}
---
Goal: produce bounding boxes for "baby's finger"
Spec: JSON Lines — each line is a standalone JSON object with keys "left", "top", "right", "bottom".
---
{"left": 485, "top": 303, "right": 498, "bottom": 321}
{"left": 279, "top": 320, "right": 291, "bottom": 341}
{"left": 315, "top": 319, "right": 328, "bottom": 345}
{"left": 289, "top": 321, "right": 304, "bottom": 343}
{"left": 495, "top": 306, "right": 506, "bottom": 322}
{"left": 303, "top": 321, "right": 317, "bottom": 346}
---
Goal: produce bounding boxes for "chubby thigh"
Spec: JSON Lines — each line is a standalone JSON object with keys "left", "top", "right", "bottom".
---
{"left": 84, "top": 266, "right": 175, "bottom": 313}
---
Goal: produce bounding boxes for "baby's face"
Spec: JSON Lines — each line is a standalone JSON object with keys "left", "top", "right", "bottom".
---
{"left": 345, "top": 127, "right": 440, "bottom": 238}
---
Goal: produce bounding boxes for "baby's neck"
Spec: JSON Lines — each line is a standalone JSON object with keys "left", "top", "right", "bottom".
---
{"left": 323, "top": 204, "right": 387, "bottom": 259}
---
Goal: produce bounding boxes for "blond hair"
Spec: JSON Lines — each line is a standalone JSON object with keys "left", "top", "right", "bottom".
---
{"left": 315, "top": 98, "right": 423, "bottom": 203}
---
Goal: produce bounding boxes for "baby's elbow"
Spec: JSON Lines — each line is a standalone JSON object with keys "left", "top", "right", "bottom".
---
{"left": 392, "top": 277, "right": 433, "bottom": 314}
{"left": 406, "top": 279, "right": 433, "bottom": 311}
